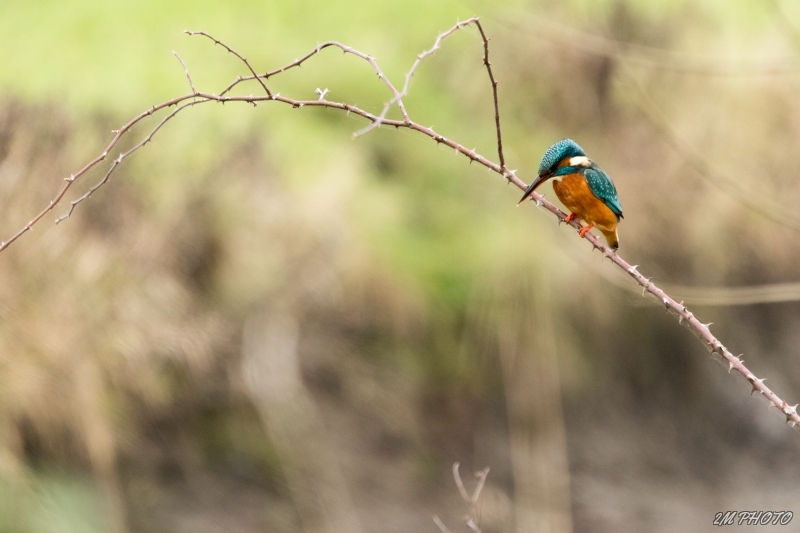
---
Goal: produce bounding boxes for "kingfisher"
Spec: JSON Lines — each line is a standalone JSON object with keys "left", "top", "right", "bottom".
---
{"left": 518, "top": 139, "right": 623, "bottom": 249}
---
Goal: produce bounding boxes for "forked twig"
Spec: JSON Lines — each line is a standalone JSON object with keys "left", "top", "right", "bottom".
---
{"left": 2, "top": 18, "right": 798, "bottom": 433}
{"left": 0, "top": 92, "right": 197, "bottom": 251}
{"left": 185, "top": 30, "right": 272, "bottom": 97}
{"left": 434, "top": 463, "right": 490, "bottom": 533}
{"left": 354, "top": 18, "right": 477, "bottom": 137}
{"left": 211, "top": 36, "right": 410, "bottom": 121}
{"left": 56, "top": 99, "right": 209, "bottom": 223}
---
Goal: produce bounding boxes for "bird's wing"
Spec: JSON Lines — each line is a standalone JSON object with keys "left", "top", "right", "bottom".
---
{"left": 584, "top": 166, "right": 623, "bottom": 219}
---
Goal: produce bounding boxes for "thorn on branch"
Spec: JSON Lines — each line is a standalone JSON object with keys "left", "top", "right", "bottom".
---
{"left": 749, "top": 376, "right": 766, "bottom": 395}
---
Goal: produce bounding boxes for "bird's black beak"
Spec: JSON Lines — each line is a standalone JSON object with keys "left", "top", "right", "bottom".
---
{"left": 517, "top": 173, "right": 551, "bottom": 205}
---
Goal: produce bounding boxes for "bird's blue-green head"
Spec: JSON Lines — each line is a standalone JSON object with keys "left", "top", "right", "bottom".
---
{"left": 538, "top": 138, "right": 586, "bottom": 176}
{"left": 518, "top": 139, "right": 588, "bottom": 204}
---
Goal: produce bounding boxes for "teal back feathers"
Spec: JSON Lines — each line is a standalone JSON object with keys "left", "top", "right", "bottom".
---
{"left": 584, "top": 166, "right": 623, "bottom": 219}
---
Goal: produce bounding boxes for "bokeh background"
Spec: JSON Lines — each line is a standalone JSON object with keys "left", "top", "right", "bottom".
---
{"left": 1, "top": 1, "right": 799, "bottom": 532}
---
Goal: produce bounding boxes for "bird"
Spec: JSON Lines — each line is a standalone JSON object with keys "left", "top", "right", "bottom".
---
{"left": 518, "top": 138, "right": 623, "bottom": 249}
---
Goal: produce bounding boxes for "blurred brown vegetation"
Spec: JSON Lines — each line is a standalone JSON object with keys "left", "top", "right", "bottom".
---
{"left": 1, "top": 2, "right": 800, "bottom": 532}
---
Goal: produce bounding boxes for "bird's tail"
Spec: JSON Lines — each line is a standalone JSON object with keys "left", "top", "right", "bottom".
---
{"left": 601, "top": 228, "right": 619, "bottom": 250}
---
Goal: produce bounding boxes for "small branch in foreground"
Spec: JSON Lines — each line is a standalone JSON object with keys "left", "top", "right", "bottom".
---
{"left": 434, "top": 463, "right": 490, "bottom": 533}
{"left": 2, "top": 18, "right": 797, "bottom": 434}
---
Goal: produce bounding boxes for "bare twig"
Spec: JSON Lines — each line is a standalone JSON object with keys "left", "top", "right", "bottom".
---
{"left": 452, "top": 462, "right": 472, "bottom": 503}
{"left": 469, "top": 467, "right": 490, "bottom": 506}
{"left": 56, "top": 99, "right": 209, "bottom": 222}
{"left": 351, "top": 16, "right": 507, "bottom": 169}
{"left": 436, "top": 463, "right": 490, "bottom": 533}
{"left": 210, "top": 36, "right": 409, "bottom": 125}
{"left": 172, "top": 51, "right": 197, "bottom": 94}
{"left": 355, "top": 17, "right": 478, "bottom": 137}
{"left": 401, "top": 20, "right": 479, "bottom": 103}
{"left": 474, "top": 21, "right": 505, "bottom": 173}
{"left": 185, "top": 30, "right": 272, "bottom": 97}
{"left": 0, "top": 92, "right": 199, "bottom": 252}
{"left": 3, "top": 19, "right": 798, "bottom": 433}
{"left": 433, "top": 515, "right": 455, "bottom": 533}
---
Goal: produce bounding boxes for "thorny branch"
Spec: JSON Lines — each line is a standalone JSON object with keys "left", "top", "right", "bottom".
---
{"left": 2, "top": 18, "right": 798, "bottom": 431}
{"left": 353, "top": 18, "right": 473, "bottom": 138}
{"left": 184, "top": 30, "right": 272, "bottom": 97}
{"left": 474, "top": 22, "right": 505, "bottom": 172}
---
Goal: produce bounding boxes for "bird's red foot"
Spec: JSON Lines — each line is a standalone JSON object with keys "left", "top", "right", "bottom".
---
{"left": 564, "top": 213, "right": 577, "bottom": 224}
{"left": 579, "top": 223, "right": 595, "bottom": 238}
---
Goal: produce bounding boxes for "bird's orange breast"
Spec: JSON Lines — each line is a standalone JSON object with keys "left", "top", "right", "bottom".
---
{"left": 552, "top": 172, "right": 618, "bottom": 233}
